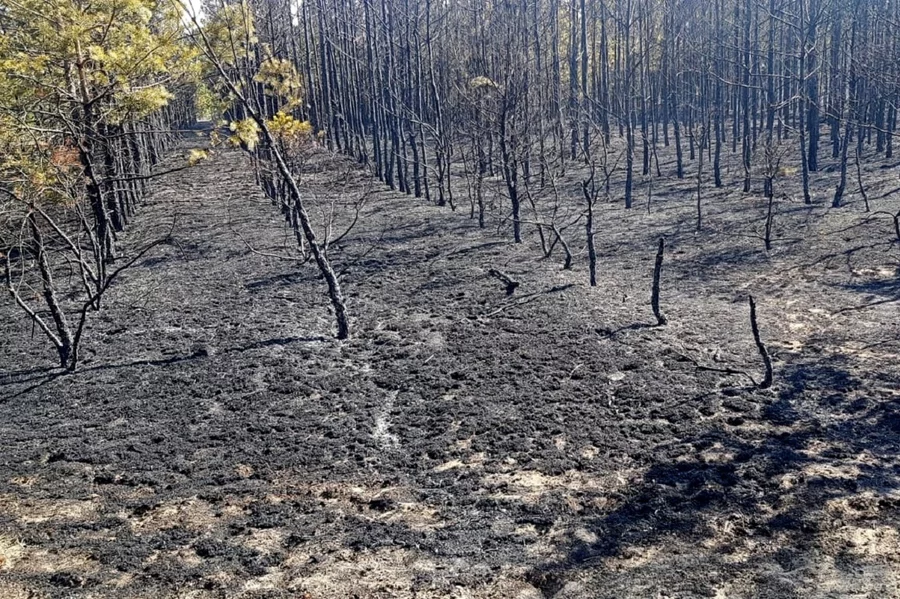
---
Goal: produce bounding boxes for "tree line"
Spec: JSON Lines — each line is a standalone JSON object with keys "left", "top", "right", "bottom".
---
{"left": 235, "top": 0, "right": 899, "bottom": 213}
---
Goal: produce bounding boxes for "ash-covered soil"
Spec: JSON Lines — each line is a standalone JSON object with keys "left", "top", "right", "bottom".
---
{"left": 2, "top": 133, "right": 900, "bottom": 598}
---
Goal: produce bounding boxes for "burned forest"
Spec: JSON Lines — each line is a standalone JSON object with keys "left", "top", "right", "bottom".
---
{"left": 2, "top": 0, "right": 900, "bottom": 596}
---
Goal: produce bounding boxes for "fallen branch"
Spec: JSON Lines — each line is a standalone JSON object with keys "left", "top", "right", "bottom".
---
{"left": 107, "top": 164, "right": 194, "bottom": 184}
{"left": 671, "top": 348, "right": 758, "bottom": 387}
{"left": 832, "top": 296, "right": 899, "bottom": 315}
{"left": 487, "top": 268, "right": 520, "bottom": 296}
{"left": 483, "top": 284, "right": 574, "bottom": 317}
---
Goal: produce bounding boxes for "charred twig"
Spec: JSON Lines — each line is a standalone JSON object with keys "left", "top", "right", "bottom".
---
{"left": 106, "top": 164, "right": 193, "bottom": 184}
{"left": 651, "top": 238, "right": 667, "bottom": 326}
{"left": 488, "top": 268, "right": 520, "bottom": 295}
{"left": 551, "top": 223, "right": 573, "bottom": 270}
{"left": 748, "top": 295, "right": 774, "bottom": 389}
{"left": 326, "top": 187, "right": 373, "bottom": 250}
{"left": 670, "top": 348, "right": 758, "bottom": 387}
{"left": 832, "top": 296, "right": 900, "bottom": 314}
{"left": 869, "top": 210, "right": 900, "bottom": 250}
{"left": 483, "top": 284, "right": 574, "bottom": 317}
{"left": 855, "top": 146, "right": 870, "bottom": 213}
{"left": 519, "top": 219, "right": 575, "bottom": 270}
{"left": 581, "top": 173, "right": 598, "bottom": 287}
{"left": 230, "top": 222, "right": 309, "bottom": 263}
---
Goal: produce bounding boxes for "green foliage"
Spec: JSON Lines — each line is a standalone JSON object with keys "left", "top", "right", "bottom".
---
{"left": 255, "top": 56, "right": 304, "bottom": 108}
{"left": 229, "top": 119, "right": 260, "bottom": 151}
{"left": 0, "top": 0, "right": 198, "bottom": 206}
{"left": 200, "top": 0, "right": 257, "bottom": 66}
{"left": 187, "top": 149, "right": 210, "bottom": 166}
{"left": 469, "top": 76, "right": 499, "bottom": 90}
{"left": 198, "top": 3, "right": 308, "bottom": 130}
{"left": 195, "top": 83, "right": 231, "bottom": 121}
{"left": 266, "top": 111, "right": 313, "bottom": 140}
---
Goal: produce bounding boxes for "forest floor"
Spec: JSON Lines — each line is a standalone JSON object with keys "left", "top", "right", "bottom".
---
{"left": 2, "top": 132, "right": 900, "bottom": 598}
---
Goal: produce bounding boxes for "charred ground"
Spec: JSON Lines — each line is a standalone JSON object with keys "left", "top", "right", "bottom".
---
{"left": 2, "top": 135, "right": 900, "bottom": 598}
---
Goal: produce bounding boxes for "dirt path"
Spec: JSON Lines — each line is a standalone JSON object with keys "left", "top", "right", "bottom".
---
{"left": 2, "top": 138, "right": 900, "bottom": 598}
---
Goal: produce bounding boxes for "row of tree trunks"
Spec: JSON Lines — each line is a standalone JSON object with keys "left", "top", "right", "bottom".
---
{"left": 242, "top": 0, "right": 900, "bottom": 243}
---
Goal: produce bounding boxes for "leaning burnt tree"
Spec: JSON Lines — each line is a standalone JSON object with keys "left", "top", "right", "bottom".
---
{"left": 186, "top": 0, "right": 351, "bottom": 339}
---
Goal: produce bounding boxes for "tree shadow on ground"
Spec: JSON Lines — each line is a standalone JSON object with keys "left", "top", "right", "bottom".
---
{"left": 774, "top": 353, "right": 862, "bottom": 406}
{"left": 525, "top": 355, "right": 900, "bottom": 594}
{"left": 0, "top": 335, "right": 330, "bottom": 403}
{"left": 835, "top": 274, "right": 900, "bottom": 303}
{"left": 244, "top": 271, "right": 316, "bottom": 291}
